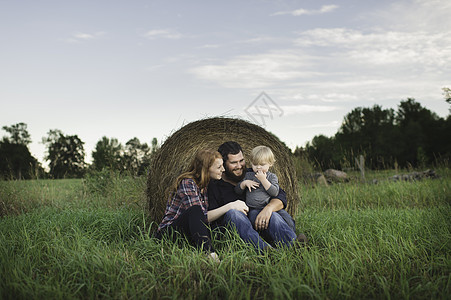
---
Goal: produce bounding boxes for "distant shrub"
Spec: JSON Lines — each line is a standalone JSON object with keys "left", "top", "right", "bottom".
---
{"left": 83, "top": 168, "right": 114, "bottom": 196}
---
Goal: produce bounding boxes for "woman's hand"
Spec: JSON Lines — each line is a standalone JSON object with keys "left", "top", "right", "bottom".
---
{"left": 227, "top": 200, "right": 249, "bottom": 215}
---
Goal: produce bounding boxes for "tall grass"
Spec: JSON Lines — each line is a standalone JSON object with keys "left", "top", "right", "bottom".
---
{"left": 299, "top": 173, "right": 450, "bottom": 211}
{"left": 0, "top": 169, "right": 450, "bottom": 299}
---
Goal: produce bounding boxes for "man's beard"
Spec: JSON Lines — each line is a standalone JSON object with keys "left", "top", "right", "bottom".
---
{"left": 224, "top": 165, "right": 246, "bottom": 183}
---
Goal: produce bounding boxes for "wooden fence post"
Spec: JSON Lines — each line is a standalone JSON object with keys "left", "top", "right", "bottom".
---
{"left": 355, "top": 155, "right": 365, "bottom": 181}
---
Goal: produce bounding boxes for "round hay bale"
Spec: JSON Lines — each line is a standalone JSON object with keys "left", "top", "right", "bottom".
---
{"left": 146, "top": 117, "right": 299, "bottom": 223}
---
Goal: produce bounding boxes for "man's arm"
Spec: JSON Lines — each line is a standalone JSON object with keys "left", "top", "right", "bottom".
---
{"left": 254, "top": 187, "right": 287, "bottom": 230}
{"left": 254, "top": 198, "right": 284, "bottom": 231}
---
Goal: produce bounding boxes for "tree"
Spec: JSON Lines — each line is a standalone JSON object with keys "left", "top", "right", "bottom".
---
{"left": 335, "top": 105, "right": 396, "bottom": 169}
{"left": 0, "top": 140, "right": 41, "bottom": 179}
{"left": 42, "top": 129, "right": 86, "bottom": 178}
{"left": 123, "top": 138, "right": 152, "bottom": 176}
{"left": 305, "top": 135, "right": 339, "bottom": 170}
{"left": 91, "top": 136, "right": 123, "bottom": 171}
{"left": 443, "top": 87, "right": 451, "bottom": 104}
{"left": 395, "top": 98, "right": 440, "bottom": 166}
{"left": 151, "top": 137, "right": 159, "bottom": 154}
{"left": 304, "top": 98, "right": 448, "bottom": 170}
{"left": 0, "top": 123, "right": 42, "bottom": 179}
{"left": 2, "top": 122, "right": 31, "bottom": 145}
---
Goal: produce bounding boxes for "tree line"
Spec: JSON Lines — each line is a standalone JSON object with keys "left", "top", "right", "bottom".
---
{"left": 1, "top": 96, "right": 450, "bottom": 179}
{"left": 294, "top": 97, "right": 451, "bottom": 170}
{"left": 0, "top": 124, "right": 159, "bottom": 179}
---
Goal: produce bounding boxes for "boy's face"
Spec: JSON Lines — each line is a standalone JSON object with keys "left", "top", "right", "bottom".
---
{"left": 251, "top": 162, "right": 271, "bottom": 174}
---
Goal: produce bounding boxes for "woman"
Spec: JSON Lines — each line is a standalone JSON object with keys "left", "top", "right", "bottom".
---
{"left": 157, "top": 148, "right": 224, "bottom": 261}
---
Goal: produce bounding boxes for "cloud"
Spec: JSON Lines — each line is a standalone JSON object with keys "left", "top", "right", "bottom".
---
{"left": 280, "top": 104, "right": 339, "bottom": 115}
{"left": 295, "top": 28, "right": 451, "bottom": 69}
{"left": 294, "top": 121, "right": 341, "bottom": 129}
{"left": 295, "top": 93, "right": 359, "bottom": 103}
{"left": 272, "top": 5, "right": 338, "bottom": 16}
{"left": 191, "top": 1, "right": 450, "bottom": 114}
{"left": 198, "top": 44, "right": 220, "bottom": 49}
{"left": 372, "top": 0, "right": 451, "bottom": 32}
{"left": 64, "top": 31, "right": 105, "bottom": 43}
{"left": 190, "top": 24, "right": 451, "bottom": 92}
{"left": 190, "top": 52, "right": 320, "bottom": 88}
{"left": 143, "top": 29, "right": 182, "bottom": 39}
{"left": 243, "top": 102, "right": 338, "bottom": 118}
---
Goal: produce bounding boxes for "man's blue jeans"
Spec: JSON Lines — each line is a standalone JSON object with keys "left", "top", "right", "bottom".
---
{"left": 223, "top": 208, "right": 297, "bottom": 252}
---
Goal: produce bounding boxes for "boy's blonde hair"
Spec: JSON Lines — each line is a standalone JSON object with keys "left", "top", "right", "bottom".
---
{"left": 250, "top": 145, "right": 275, "bottom": 166}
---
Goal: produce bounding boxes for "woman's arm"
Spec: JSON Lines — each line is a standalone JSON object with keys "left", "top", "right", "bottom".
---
{"left": 207, "top": 200, "right": 249, "bottom": 222}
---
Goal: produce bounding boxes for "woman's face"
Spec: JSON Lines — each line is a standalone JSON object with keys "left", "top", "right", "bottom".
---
{"left": 209, "top": 158, "right": 225, "bottom": 180}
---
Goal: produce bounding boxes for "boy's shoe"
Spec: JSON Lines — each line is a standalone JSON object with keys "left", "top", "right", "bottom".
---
{"left": 208, "top": 252, "right": 221, "bottom": 263}
{"left": 296, "top": 233, "right": 308, "bottom": 245}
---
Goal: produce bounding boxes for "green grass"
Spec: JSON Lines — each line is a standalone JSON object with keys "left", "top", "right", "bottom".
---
{"left": 0, "top": 169, "right": 450, "bottom": 299}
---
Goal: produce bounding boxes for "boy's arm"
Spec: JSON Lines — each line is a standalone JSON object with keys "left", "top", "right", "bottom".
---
{"left": 257, "top": 172, "right": 279, "bottom": 197}
{"left": 234, "top": 180, "right": 245, "bottom": 195}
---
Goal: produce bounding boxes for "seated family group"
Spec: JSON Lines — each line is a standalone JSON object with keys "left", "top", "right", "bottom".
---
{"left": 156, "top": 141, "right": 306, "bottom": 262}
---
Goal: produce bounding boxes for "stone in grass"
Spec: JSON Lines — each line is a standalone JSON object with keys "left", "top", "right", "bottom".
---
{"left": 323, "top": 169, "right": 349, "bottom": 183}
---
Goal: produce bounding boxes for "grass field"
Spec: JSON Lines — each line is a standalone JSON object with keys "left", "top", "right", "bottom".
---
{"left": 0, "top": 169, "right": 450, "bottom": 299}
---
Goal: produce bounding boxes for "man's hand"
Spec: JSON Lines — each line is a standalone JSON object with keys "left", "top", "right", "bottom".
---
{"left": 242, "top": 180, "right": 259, "bottom": 192}
{"left": 227, "top": 200, "right": 249, "bottom": 215}
{"left": 255, "top": 205, "right": 274, "bottom": 230}
{"left": 254, "top": 198, "right": 283, "bottom": 230}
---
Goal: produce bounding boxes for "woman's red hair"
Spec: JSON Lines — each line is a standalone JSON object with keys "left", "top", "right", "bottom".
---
{"left": 169, "top": 148, "right": 222, "bottom": 195}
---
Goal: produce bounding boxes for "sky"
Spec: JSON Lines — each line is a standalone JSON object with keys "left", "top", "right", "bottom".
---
{"left": 1, "top": 0, "right": 450, "bottom": 167}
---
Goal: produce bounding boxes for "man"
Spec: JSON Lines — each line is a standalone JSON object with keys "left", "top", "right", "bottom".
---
{"left": 207, "top": 141, "right": 306, "bottom": 252}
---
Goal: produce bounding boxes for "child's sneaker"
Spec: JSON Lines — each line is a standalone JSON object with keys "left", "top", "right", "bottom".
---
{"left": 208, "top": 252, "right": 221, "bottom": 263}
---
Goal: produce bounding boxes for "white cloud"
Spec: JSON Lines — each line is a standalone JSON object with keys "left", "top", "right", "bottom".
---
{"left": 191, "top": 2, "right": 450, "bottom": 118}
{"left": 198, "top": 44, "right": 220, "bottom": 49}
{"left": 276, "top": 91, "right": 359, "bottom": 103}
{"left": 64, "top": 31, "right": 105, "bottom": 43}
{"left": 144, "top": 29, "right": 182, "bottom": 39}
{"left": 74, "top": 32, "right": 95, "bottom": 40}
{"left": 372, "top": 0, "right": 451, "bottom": 32}
{"left": 280, "top": 104, "right": 339, "bottom": 115}
{"left": 190, "top": 52, "right": 320, "bottom": 88}
{"left": 294, "top": 120, "right": 341, "bottom": 129}
{"left": 242, "top": 103, "right": 338, "bottom": 118}
{"left": 295, "top": 28, "right": 451, "bottom": 69}
{"left": 272, "top": 5, "right": 338, "bottom": 16}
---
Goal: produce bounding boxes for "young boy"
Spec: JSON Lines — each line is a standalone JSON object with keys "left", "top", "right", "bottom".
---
{"left": 234, "top": 145, "right": 295, "bottom": 232}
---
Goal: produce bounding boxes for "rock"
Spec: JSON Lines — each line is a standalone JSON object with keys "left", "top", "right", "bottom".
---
{"left": 324, "top": 169, "right": 349, "bottom": 183}
{"left": 316, "top": 174, "right": 328, "bottom": 186}
{"left": 390, "top": 169, "right": 439, "bottom": 182}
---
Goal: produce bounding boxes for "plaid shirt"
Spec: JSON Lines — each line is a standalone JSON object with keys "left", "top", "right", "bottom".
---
{"left": 158, "top": 178, "right": 208, "bottom": 231}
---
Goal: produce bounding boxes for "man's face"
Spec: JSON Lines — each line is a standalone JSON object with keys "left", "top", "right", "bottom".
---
{"left": 223, "top": 151, "right": 246, "bottom": 183}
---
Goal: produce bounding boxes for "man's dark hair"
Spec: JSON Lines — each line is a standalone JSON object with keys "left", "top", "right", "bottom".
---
{"left": 218, "top": 141, "right": 242, "bottom": 162}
